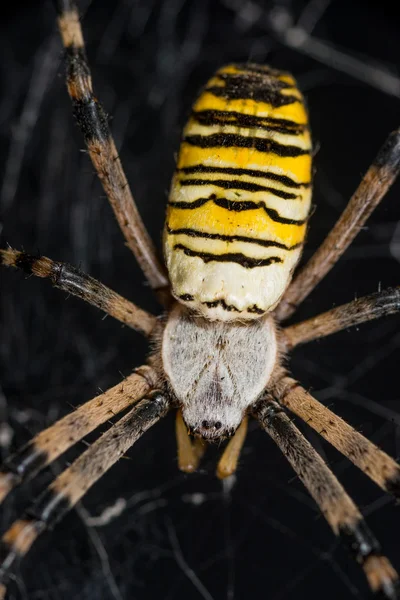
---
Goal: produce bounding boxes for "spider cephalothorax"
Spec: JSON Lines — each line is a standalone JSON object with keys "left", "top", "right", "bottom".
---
{"left": 162, "top": 305, "right": 278, "bottom": 440}
{"left": 0, "top": 2, "right": 400, "bottom": 599}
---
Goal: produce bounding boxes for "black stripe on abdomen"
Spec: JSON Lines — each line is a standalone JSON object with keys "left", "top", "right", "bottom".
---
{"left": 179, "top": 178, "right": 299, "bottom": 199}
{"left": 203, "top": 299, "right": 264, "bottom": 315}
{"left": 168, "top": 196, "right": 309, "bottom": 226}
{"left": 184, "top": 134, "right": 310, "bottom": 157}
{"left": 206, "top": 72, "right": 299, "bottom": 107}
{"left": 191, "top": 109, "right": 307, "bottom": 136}
{"left": 178, "top": 295, "right": 265, "bottom": 315}
{"left": 173, "top": 244, "right": 283, "bottom": 268}
{"left": 178, "top": 164, "right": 311, "bottom": 189}
{"left": 166, "top": 226, "right": 301, "bottom": 250}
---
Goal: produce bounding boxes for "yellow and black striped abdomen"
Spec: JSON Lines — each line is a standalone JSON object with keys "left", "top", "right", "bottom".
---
{"left": 164, "top": 64, "right": 312, "bottom": 320}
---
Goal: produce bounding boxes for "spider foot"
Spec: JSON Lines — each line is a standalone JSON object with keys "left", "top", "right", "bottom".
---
{"left": 364, "top": 555, "right": 399, "bottom": 599}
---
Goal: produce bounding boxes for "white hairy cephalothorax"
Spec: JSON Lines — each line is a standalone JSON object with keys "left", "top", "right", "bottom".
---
{"left": 162, "top": 304, "right": 278, "bottom": 440}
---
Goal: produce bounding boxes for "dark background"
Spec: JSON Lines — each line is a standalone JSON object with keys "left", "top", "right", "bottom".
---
{"left": 1, "top": 1, "right": 400, "bottom": 598}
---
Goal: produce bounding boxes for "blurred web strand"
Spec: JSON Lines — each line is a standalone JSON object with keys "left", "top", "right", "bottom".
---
{"left": 223, "top": 0, "right": 400, "bottom": 97}
{"left": 166, "top": 518, "right": 215, "bottom": 600}
{"left": 266, "top": 2, "right": 400, "bottom": 98}
{"left": 390, "top": 221, "right": 400, "bottom": 262}
{"left": 84, "top": 498, "right": 127, "bottom": 527}
{"left": 0, "top": 35, "right": 59, "bottom": 212}
{"left": 222, "top": 475, "right": 236, "bottom": 600}
{"left": 296, "top": 0, "right": 333, "bottom": 33}
{"left": 78, "top": 504, "right": 123, "bottom": 600}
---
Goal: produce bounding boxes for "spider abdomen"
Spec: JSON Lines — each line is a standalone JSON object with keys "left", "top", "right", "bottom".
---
{"left": 164, "top": 63, "right": 312, "bottom": 320}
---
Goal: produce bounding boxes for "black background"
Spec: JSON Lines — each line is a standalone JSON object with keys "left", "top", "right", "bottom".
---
{"left": 1, "top": 1, "right": 400, "bottom": 599}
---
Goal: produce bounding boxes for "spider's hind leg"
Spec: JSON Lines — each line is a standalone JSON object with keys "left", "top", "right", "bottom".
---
{"left": 254, "top": 398, "right": 399, "bottom": 599}
{"left": 272, "top": 374, "right": 400, "bottom": 500}
{"left": 0, "top": 366, "right": 158, "bottom": 504}
{"left": 0, "top": 391, "right": 171, "bottom": 599}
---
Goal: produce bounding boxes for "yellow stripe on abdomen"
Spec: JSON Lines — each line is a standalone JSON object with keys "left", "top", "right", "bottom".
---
{"left": 178, "top": 143, "right": 311, "bottom": 182}
{"left": 167, "top": 201, "right": 307, "bottom": 246}
{"left": 164, "top": 63, "right": 312, "bottom": 321}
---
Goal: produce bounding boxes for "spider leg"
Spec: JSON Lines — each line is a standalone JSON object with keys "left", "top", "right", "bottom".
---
{"left": 282, "top": 286, "right": 400, "bottom": 349}
{"left": 53, "top": 0, "right": 169, "bottom": 294}
{"left": 216, "top": 416, "right": 248, "bottom": 479}
{"left": 253, "top": 398, "right": 399, "bottom": 599}
{"left": 271, "top": 373, "right": 400, "bottom": 499}
{"left": 175, "top": 410, "right": 207, "bottom": 473}
{"left": 0, "top": 391, "right": 170, "bottom": 598}
{"left": 0, "top": 366, "right": 158, "bottom": 504}
{"left": 0, "top": 249, "right": 157, "bottom": 336}
{"left": 275, "top": 128, "right": 400, "bottom": 321}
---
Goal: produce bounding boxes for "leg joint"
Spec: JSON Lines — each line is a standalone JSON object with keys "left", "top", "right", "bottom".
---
{"left": 339, "top": 520, "right": 382, "bottom": 564}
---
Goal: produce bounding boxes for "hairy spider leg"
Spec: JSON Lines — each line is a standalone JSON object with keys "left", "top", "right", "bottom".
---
{"left": 0, "top": 249, "right": 157, "bottom": 335}
{"left": 0, "top": 392, "right": 170, "bottom": 599}
{"left": 54, "top": 0, "right": 168, "bottom": 292}
{"left": 276, "top": 128, "right": 400, "bottom": 321}
{"left": 0, "top": 367, "right": 158, "bottom": 504}
{"left": 254, "top": 399, "right": 399, "bottom": 599}
{"left": 282, "top": 287, "right": 400, "bottom": 348}
{"left": 271, "top": 374, "right": 400, "bottom": 498}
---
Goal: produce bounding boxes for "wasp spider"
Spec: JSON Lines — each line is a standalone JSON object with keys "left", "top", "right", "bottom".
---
{"left": 0, "top": 1, "right": 400, "bottom": 598}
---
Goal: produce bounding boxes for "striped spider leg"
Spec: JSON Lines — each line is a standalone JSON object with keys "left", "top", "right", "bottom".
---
{"left": 54, "top": 0, "right": 168, "bottom": 294}
{"left": 0, "top": 249, "right": 163, "bottom": 597}
{"left": 0, "top": 247, "right": 162, "bottom": 505}
{"left": 271, "top": 369, "right": 400, "bottom": 498}
{"left": 0, "top": 247, "right": 167, "bottom": 598}
{"left": 0, "top": 249, "right": 157, "bottom": 336}
{"left": 283, "top": 286, "right": 400, "bottom": 349}
{"left": 250, "top": 287, "right": 400, "bottom": 598}
{"left": 0, "top": 366, "right": 158, "bottom": 505}
{"left": 275, "top": 127, "right": 400, "bottom": 321}
{"left": 253, "top": 399, "right": 399, "bottom": 599}
{"left": 0, "top": 391, "right": 170, "bottom": 600}
{"left": 275, "top": 285, "right": 400, "bottom": 498}
{"left": 261, "top": 131, "right": 400, "bottom": 598}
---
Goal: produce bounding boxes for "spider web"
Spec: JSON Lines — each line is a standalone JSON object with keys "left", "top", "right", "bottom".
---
{"left": 0, "top": 1, "right": 400, "bottom": 599}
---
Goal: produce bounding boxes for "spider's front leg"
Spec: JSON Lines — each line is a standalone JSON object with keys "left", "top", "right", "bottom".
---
{"left": 0, "top": 392, "right": 171, "bottom": 599}
{"left": 253, "top": 398, "right": 399, "bottom": 599}
{"left": 54, "top": 0, "right": 168, "bottom": 293}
